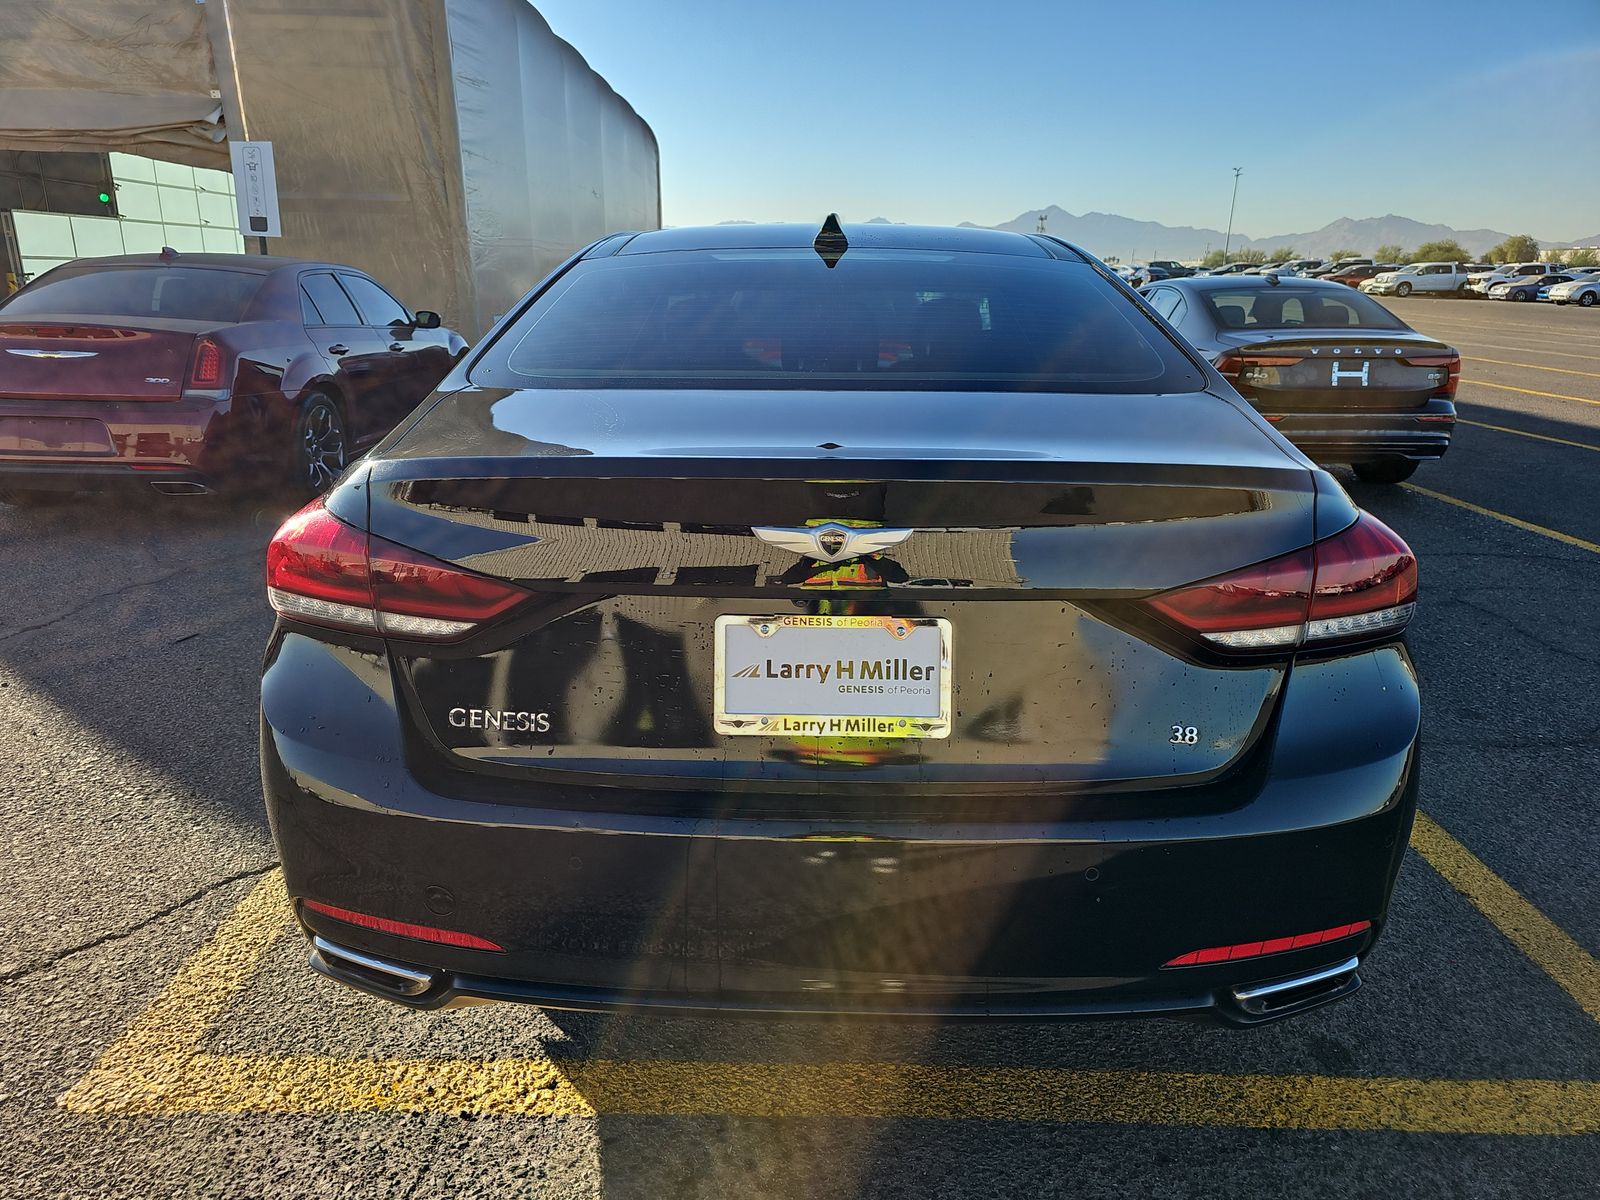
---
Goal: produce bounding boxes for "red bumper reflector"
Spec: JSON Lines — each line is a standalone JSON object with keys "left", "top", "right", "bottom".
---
{"left": 1163, "top": 921, "right": 1371, "bottom": 967}
{"left": 301, "top": 899, "right": 504, "bottom": 951}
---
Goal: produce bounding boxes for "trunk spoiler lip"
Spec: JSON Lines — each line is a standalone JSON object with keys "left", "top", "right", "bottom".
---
{"left": 1214, "top": 330, "right": 1451, "bottom": 353}
{"left": 362, "top": 453, "right": 1318, "bottom": 488}
{"left": 0, "top": 312, "right": 233, "bottom": 336}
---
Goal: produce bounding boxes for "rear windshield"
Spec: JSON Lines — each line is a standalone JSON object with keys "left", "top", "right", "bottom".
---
{"left": 471, "top": 248, "right": 1203, "bottom": 393}
{"left": 0, "top": 266, "right": 264, "bottom": 323}
{"left": 1201, "top": 286, "right": 1405, "bottom": 331}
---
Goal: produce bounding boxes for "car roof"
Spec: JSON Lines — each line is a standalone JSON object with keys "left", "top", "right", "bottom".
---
{"left": 56, "top": 253, "right": 356, "bottom": 275}
{"left": 607, "top": 222, "right": 1066, "bottom": 260}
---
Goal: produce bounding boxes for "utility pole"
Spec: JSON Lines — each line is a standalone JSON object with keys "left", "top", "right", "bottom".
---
{"left": 1222, "top": 167, "right": 1243, "bottom": 262}
{"left": 1036, "top": 212, "right": 1047, "bottom": 234}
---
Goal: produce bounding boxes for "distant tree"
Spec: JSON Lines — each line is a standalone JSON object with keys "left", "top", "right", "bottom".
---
{"left": 1411, "top": 239, "right": 1472, "bottom": 263}
{"left": 1488, "top": 234, "right": 1540, "bottom": 263}
{"left": 1235, "top": 248, "right": 1268, "bottom": 264}
{"left": 1266, "top": 246, "right": 1298, "bottom": 262}
{"left": 1374, "top": 244, "right": 1406, "bottom": 263}
{"left": 1326, "top": 247, "right": 1363, "bottom": 261}
{"left": 1201, "top": 249, "right": 1227, "bottom": 268}
{"left": 1564, "top": 247, "right": 1598, "bottom": 268}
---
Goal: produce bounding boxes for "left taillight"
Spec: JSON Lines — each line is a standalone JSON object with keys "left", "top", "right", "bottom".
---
{"left": 266, "top": 497, "right": 530, "bottom": 640}
{"left": 188, "top": 336, "right": 225, "bottom": 387}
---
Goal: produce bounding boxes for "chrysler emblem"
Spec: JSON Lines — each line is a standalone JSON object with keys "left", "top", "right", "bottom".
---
{"left": 752, "top": 522, "right": 914, "bottom": 563}
{"left": 5, "top": 348, "right": 98, "bottom": 359}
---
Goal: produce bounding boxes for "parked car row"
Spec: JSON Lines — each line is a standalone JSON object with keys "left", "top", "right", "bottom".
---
{"left": 1125, "top": 256, "right": 1600, "bottom": 306}
{"left": 0, "top": 251, "right": 467, "bottom": 504}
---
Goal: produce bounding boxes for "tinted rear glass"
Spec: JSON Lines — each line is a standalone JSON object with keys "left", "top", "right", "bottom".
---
{"left": 1, "top": 266, "right": 263, "bottom": 322}
{"left": 1201, "top": 286, "right": 1405, "bottom": 331}
{"left": 472, "top": 249, "right": 1203, "bottom": 393}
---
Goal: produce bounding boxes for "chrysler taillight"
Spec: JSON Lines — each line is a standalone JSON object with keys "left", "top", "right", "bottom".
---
{"left": 1143, "top": 512, "right": 1416, "bottom": 651}
{"left": 189, "top": 336, "right": 224, "bottom": 387}
{"left": 266, "top": 498, "right": 530, "bottom": 639}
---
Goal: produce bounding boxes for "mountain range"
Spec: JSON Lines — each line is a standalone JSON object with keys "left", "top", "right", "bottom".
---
{"left": 719, "top": 209, "right": 1594, "bottom": 259}
{"left": 967, "top": 207, "right": 1587, "bottom": 261}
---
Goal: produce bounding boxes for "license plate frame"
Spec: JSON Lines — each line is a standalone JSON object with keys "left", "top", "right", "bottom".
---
{"left": 713, "top": 614, "right": 953, "bottom": 739}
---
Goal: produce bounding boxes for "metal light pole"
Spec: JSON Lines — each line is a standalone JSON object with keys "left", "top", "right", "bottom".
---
{"left": 1222, "top": 167, "right": 1243, "bottom": 262}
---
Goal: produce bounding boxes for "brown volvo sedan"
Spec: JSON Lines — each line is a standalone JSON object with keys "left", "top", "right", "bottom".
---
{"left": 1139, "top": 274, "right": 1457, "bottom": 484}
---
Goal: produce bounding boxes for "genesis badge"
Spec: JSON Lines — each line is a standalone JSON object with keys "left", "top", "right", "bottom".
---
{"left": 752, "top": 523, "right": 914, "bottom": 564}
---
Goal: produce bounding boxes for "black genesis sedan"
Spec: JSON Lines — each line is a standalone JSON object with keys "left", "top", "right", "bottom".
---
{"left": 262, "top": 219, "right": 1421, "bottom": 1025}
{"left": 1141, "top": 275, "right": 1458, "bottom": 484}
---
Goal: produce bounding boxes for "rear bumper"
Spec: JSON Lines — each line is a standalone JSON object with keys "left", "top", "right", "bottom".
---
{"left": 306, "top": 933, "right": 1365, "bottom": 1026}
{"left": 262, "top": 632, "right": 1421, "bottom": 1025}
{"left": 0, "top": 458, "right": 213, "bottom": 493}
{"left": 1267, "top": 400, "right": 1455, "bottom": 463}
{"left": 0, "top": 393, "right": 257, "bottom": 489}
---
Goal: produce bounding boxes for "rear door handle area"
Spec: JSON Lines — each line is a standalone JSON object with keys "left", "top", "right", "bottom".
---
{"left": 327, "top": 344, "right": 349, "bottom": 356}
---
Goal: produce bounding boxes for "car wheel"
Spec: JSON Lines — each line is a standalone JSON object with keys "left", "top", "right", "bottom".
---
{"left": 1352, "top": 459, "right": 1420, "bottom": 485}
{"left": 1512, "top": 289, "right": 1530, "bottom": 302}
{"left": 1395, "top": 282, "right": 1412, "bottom": 297}
{"left": 1457, "top": 283, "right": 1472, "bottom": 297}
{"left": 1580, "top": 291, "right": 1598, "bottom": 308}
{"left": 293, "top": 392, "right": 349, "bottom": 495}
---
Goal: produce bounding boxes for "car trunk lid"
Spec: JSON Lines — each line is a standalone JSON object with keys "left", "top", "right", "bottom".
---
{"left": 1214, "top": 332, "right": 1456, "bottom": 411}
{"left": 0, "top": 316, "right": 213, "bottom": 401}
{"left": 365, "top": 387, "right": 1323, "bottom": 800}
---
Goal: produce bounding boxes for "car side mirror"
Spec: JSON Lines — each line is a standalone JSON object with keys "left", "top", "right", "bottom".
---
{"left": 413, "top": 310, "right": 442, "bottom": 329}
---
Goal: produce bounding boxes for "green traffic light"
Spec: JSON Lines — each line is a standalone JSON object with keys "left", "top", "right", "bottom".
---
{"left": 98, "top": 192, "right": 111, "bottom": 204}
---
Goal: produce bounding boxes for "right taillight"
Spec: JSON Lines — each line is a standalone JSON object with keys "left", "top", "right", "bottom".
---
{"left": 1144, "top": 512, "right": 1416, "bottom": 652}
{"left": 266, "top": 497, "right": 531, "bottom": 640}
{"left": 1400, "top": 350, "right": 1461, "bottom": 397}
{"left": 189, "top": 336, "right": 224, "bottom": 387}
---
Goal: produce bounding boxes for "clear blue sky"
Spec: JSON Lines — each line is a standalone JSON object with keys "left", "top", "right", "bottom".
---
{"left": 534, "top": 0, "right": 1600, "bottom": 241}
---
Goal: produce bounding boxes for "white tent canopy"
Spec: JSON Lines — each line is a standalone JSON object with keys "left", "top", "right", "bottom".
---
{"left": 0, "top": 0, "right": 660, "bottom": 338}
{"left": 0, "top": 2, "right": 227, "bottom": 167}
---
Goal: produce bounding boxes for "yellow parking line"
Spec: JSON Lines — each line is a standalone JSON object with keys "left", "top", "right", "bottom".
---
{"left": 1401, "top": 484, "right": 1600, "bottom": 554}
{"left": 1466, "top": 356, "right": 1600, "bottom": 379}
{"left": 1460, "top": 379, "right": 1600, "bottom": 408}
{"left": 1456, "top": 419, "right": 1600, "bottom": 453}
{"left": 1411, "top": 813, "right": 1600, "bottom": 1025}
{"left": 59, "top": 1051, "right": 1600, "bottom": 1133}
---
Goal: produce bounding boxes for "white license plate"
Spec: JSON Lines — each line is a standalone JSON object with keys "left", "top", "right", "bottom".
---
{"left": 713, "top": 614, "right": 952, "bottom": 738}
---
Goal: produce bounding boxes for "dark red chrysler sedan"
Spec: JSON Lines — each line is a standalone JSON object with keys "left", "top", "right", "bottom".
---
{"left": 0, "top": 253, "right": 466, "bottom": 501}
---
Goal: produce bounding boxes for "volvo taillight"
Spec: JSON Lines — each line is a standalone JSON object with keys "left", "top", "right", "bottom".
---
{"left": 1214, "top": 353, "right": 1302, "bottom": 397}
{"left": 1143, "top": 512, "right": 1416, "bottom": 652}
{"left": 266, "top": 498, "right": 530, "bottom": 639}
{"left": 1402, "top": 351, "right": 1461, "bottom": 398}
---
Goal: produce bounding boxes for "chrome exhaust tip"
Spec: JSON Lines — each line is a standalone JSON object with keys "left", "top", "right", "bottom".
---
{"left": 149, "top": 480, "right": 211, "bottom": 496}
{"left": 1230, "top": 955, "right": 1361, "bottom": 1018}
{"left": 309, "top": 934, "right": 439, "bottom": 999}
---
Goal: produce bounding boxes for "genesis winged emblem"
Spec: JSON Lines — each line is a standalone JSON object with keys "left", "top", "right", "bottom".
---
{"left": 752, "top": 522, "right": 914, "bottom": 564}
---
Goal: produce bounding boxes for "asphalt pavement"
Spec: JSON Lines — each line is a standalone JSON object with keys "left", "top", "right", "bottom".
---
{"left": 1, "top": 295, "right": 1596, "bottom": 1198}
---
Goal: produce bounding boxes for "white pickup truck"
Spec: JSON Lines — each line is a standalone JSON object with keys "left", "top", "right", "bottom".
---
{"left": 1359, "top": 263, "right": 1473, "bottom": 297}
